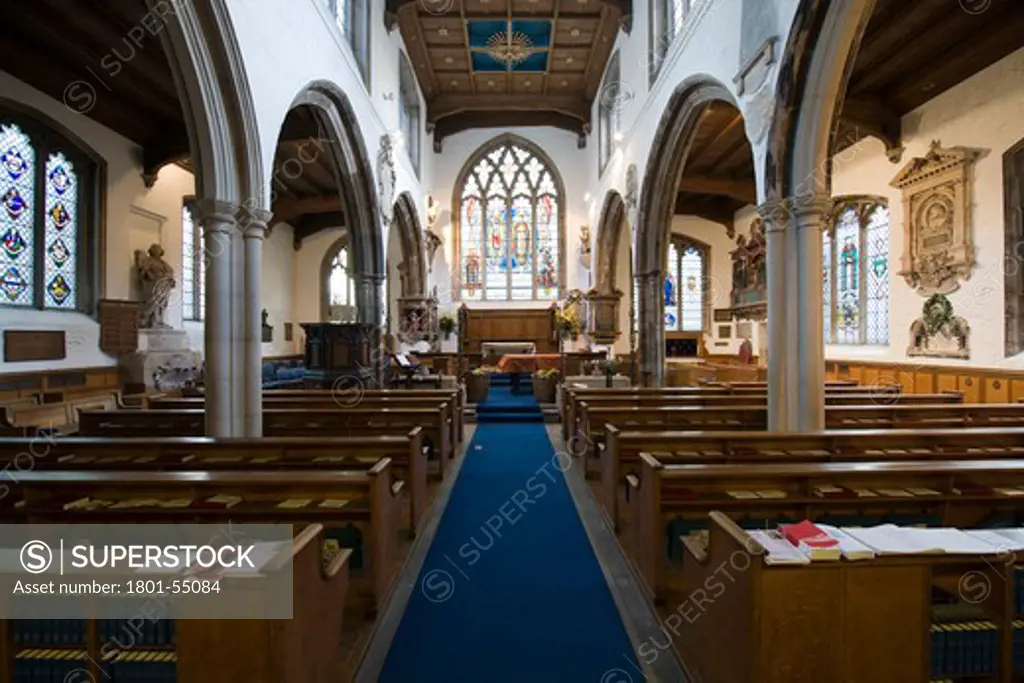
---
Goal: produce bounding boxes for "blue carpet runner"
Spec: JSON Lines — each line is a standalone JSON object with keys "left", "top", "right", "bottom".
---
{"left": 476, "top": 383, "right": 544, "bottom": 423}
{"left": 378, "top": 397, "right": 638, "bottom": 682}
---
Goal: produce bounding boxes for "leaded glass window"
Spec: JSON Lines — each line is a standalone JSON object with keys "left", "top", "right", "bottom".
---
{"left": 398, "top": 51, "right": 420, "bottom": 176}
{"left": 665, "top": 236, "right": 708, "bottom": 333}
{"left": 332, "top": 0, "right": 370, "bottom": 85}
{"left": 456, "top": 138, "right": 563, "bottom": 301}
{"left": 330, "top": 246, "right": 353, "bottom": 307}
{"left": 181, "top": 203, "right": 204, "bottom": 321}
{"left": 599, "top": 51, "right": 621, "bottom": 175}
{"left": 0, "top": 110, "right": 97, "bottom": 313}
{"left": 823, "top": 197, "right": 890, "bottom": 345}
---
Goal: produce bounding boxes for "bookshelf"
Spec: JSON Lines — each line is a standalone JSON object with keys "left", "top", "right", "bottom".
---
{"left": 0, "top": 524, "right": 350, "bottom": 683}
{"left": 675, "top": 512, "right": 1022, "bottom": 683}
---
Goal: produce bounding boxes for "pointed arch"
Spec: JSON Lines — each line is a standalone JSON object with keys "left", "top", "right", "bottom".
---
{"left": 320, "top": 235, "right": 355, "bottom": 321}
{"left": 392, "top": 191, "right": 427, "bottom": 298}
{"left": 286, "top": 80, "right": 384, "bottom": 323}
{"left": 451, "top": 133, "right": 566, "bottom": 302}
{"left": 594, "top": 190, "right": 628, "bottom": 296}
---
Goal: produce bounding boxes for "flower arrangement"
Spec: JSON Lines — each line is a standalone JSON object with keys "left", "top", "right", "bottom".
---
{"left": 472, "top": 365, "right": 500, "bottom": 375}
{"left": 439, "top": 314, "right": 457, "bottom": 339}
{"left": 532, "top": 367, "right": 560, "bottom": 402}
{"left": 555, "top": 309, "right": 582, "bottom": 340}
{"left": 534, "top": 368, "right": 560, "bottom": 379}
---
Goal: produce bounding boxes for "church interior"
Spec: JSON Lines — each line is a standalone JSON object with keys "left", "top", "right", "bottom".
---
{"left": 3, "top": 0, "right": 1024, "bottom": 680}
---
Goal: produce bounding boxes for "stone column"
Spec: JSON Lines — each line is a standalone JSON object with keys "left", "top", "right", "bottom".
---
{"left": 240, "top": 205, "right": 271, "bottom": 438}
{"left": 760, "top": 200, "right": 791, "bottom": 432}
{"left": 195, "top": 199, "right": 238, "bottom": 437}
{"left": 793, "top": 197, "right": 831, "bottom": 431}
{"left": 355, "top": 271, "right": 386, "bottom": 386}
{"left": 635, "top": 271, "right": 664, "bottom": 387}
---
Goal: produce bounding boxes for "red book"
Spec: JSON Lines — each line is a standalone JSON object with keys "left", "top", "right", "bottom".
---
{"left": 779, "top": 520, "right": 841, "bottom": 560}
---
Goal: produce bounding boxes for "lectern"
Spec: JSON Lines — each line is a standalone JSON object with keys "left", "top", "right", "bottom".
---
{"left": 300, "top": 322, "right": 382, "bottom": 389}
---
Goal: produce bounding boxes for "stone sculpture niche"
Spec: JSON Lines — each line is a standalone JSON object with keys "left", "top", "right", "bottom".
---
{"left": 890, "top": 141, "right": 979, "bottom": 295}
{"left": 907, "top": 294, "right": 970, "bottom": 359}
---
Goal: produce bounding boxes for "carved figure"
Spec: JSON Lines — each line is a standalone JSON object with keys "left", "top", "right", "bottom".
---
{"left": 134, "top": 244, "right": 175, "bottom": 329}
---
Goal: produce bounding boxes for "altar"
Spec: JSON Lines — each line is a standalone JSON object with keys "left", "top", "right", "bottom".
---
{"left": 496, "top": 354, "right": 561, "bottom": 374}
{"left": 482, "top": 341, "right": 537, "bottom": 357}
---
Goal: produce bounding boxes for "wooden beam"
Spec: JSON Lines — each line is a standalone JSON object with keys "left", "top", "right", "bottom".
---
{"left": 674, "top": 193, "right": 739, "bottom": 234}
{"left": 292, "top": 212, "right": 346, "bottom": 250}
{"left": 836, "top": 96, "right": 902, "bottom": 162}
{"left": 678, "top": 176, "right": 756, "bottom": 204}
{"left": 428, "top": 94, "right": 590, "bottom": 123}
{"left": 142, "top": 135, "right": 192, "bottom": 187}
{"left": 432, "top": 111, "right": 587, "bottom": 152}
{"left": 272, "top": 196, "right": 343, "bottom": 224}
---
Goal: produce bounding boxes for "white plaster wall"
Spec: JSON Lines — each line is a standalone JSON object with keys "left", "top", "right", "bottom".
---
{"left": 428, "top": 126, "right": 593, "bottom": 309}
{"left": 224, "top": 0, "right": 430, "bottom": 265}
{"left": 292, "top": 227, "right": 346, "bottom": 352}
{"left": 261, "top": 223, "right": 297, "bottom": 356}
{"left": 828, "top": 46, "right": 1024, "bottom": 368}
{"left": 0, "top": 69, "right": 195, "bottom": 373}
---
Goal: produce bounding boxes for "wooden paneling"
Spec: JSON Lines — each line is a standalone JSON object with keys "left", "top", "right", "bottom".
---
{"left": 826, "top": 359, "right": 1024, "bottom": 404}
{"left": 459, "top": 307, "right": 557, "bottom": 354}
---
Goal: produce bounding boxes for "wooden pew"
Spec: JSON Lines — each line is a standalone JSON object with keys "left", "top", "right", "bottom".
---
{"left": 0, "top": 391, "right": 120, "bottom": 436}
{"left": 603, "top": 425, "right": 1024, "bottom": 531}
{"left": 676, "top": 511, "right": 1010, "bottom": 683}
{"left": 0, "top": 432, "right": 430, "bottom": 535}
{"left": 578, "top": 402, "right": 1024, "bottom": 463}
{"left": 150, "top": 392, "right": 462, "bottom": 449}
{"left": 80, "top": 406, "right": 455, "bottom": 478}
{"left": 0, "top": 522, "right": 350, "bottom": 683}
{"left": 170, "top": 388, "right": 466, "bottom": 442}
{"left": 6, "top": 463, "right": 402, "bottom": 615}
{"left": 571, "top": 391, "right": 963, "bottom": 447}
{"left": 628, "top": 455, "right": 1024, "bottom": 604}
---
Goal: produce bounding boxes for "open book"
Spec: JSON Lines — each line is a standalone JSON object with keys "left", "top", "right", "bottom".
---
{"left": 842, "top": 525, "right": 1002, "bottom": 555}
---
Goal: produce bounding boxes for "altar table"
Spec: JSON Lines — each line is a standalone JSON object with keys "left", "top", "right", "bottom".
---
{"left": 496, "top": 354, "right": 562, "bottom": 374}
{"left": 483, "top": 341, "right": 537, "bottom": 356}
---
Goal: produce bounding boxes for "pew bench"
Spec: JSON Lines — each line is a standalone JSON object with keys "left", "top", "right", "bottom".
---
{"left": 0, "top": 391, "right": 120, "bottom": 436}
{"left": 627, "top": 454, "right": 1024, "bottom": 605}
{"left": 602, "top": 425, "right": 1024, "bottom": 532}
{"left": 0, "top": 523, "right": 351, "bottom": 683}
{"left": 6, "top": 463, "right": 402, "bottom": 615}
{"left": 80, "top": 406, "right": 456, "bottom": 479}
{"left": 675, "top": 511, "right": 1013, "bottom": 683}
{"left": 0, "top": 432, "right": 430, "bottom": 535}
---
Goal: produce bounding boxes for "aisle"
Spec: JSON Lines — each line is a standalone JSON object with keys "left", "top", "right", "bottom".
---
{"left": 377, "top": 388, "right": 638, "bottom": 682}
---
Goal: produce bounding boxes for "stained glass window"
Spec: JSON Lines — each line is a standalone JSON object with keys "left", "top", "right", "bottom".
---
{"left": 331, "top": 0, "right": 369, "bottom": 84}
{"left": 1, "top": 124, "right": 35, "bottom": 306}
{"left": 181, "top": 204, "right": 203, "bottom": 321}
{"left": 664, "top": 236, "right": 708, "bottom": 333}
{"left": 457, "top": 139, "right": 563, "bottom": 301}
{"left": 1, "top": 112, "right": 95, "bottom": 313}
{"left": 331, "top": 247, "right": 352, "bottom": 306}
{"left": 823, "top": 198, "right": 890, "bottom": 345}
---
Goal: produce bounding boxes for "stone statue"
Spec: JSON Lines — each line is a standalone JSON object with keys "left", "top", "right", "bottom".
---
{"left": 134, "top": 243, "right": 175, "bottom": 329}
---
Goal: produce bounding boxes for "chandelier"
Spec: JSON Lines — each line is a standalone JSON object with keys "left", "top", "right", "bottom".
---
{"left": 486, "top": 30, "right": 534, "bottom": 66}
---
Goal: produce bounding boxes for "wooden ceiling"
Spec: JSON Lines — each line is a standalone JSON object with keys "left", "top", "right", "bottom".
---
{"left": 2, "top": 0, "right": 189, "bottom": 183}
{"left": 836, "top": 0, "right": 1024, "bottom": 160}
{"left": 270, "top": 106, "right": 347, "bottom": 250}
{"left": 390, "top": 0, "right": 628, "bottom": 150}
{"left": 674, "top": 101, "right": 755, "bottom": 237}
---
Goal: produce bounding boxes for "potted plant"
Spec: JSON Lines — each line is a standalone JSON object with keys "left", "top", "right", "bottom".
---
{"left": 466, "top": 366, "right": 495, "bottom": 403}
{"left": 555, "top": 309, "right": 582, "bottom": 342}
{"left": 532, "top": 368, "right": 559, "bottom": 403}
{"left": 439, "top": 314, "right": 456, "bottom": 340}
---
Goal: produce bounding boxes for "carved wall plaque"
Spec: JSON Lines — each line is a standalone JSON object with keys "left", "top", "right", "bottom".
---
{"left": 890, "top": 141, "right": 978, "bottom": 294}
{"left": 3, "top": 331, "right": 66, "bottom": 362}
{"left": 907, "top": 294, "right": 970, "bottom": 359}
{"left": 98, "top": 299, "right": 140, "bottom": 356}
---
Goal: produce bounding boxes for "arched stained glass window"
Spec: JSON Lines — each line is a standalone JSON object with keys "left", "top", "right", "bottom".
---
{"left": 823, "top": 197, "right": 890, "bottom": 345}
{"left": 456, "top": 137, "right": 563, "bottom": 301}
{"left": 330, "top": 246, "right": 353, "bottom": 307}
{"left": 664, "top": 235, "right": 708, "bottom": 332}
{"left": 1, "top": 110, "right": 98, "bottom": 313}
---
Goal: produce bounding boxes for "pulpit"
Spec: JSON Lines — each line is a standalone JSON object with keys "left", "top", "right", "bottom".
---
{"left": 300, "top": 322, "right": 382, "bottom": 389}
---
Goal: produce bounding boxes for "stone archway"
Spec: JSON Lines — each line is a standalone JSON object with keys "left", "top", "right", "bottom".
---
{"left": 392, "top": 191, "right": 427, "bottom": 298}
{"left": 285, "top": 81, "right": 385, "bottom": 326}
{"left": 634, "top": 79, "right": 741, "bottom": 386}
{"left": 594, "top": 190, "right": 628, "bottom": 296}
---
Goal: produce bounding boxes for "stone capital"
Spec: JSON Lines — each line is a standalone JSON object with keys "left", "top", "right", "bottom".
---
{"left": 788, "top": 194, "right": 832, "bottom": 223}
{"left": 194, "top": 199, "right": 239, "bottom": 225}
{"left": 238, "top": 205, "right": 273, "bottom": 240}
{"left": 757, "top": 199, "right": 789, "bottom": 232}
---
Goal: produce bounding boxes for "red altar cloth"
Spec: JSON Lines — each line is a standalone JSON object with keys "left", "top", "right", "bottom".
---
{"left": 496, "top": 354, "right": 562, "bottom": 374}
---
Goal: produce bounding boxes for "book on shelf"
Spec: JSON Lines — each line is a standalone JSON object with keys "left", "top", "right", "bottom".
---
{"left": 812, "top": 485, "right": 846, "bottom": 499}
{"left": 779, "top": 520, "right": 841, "bottom": 561}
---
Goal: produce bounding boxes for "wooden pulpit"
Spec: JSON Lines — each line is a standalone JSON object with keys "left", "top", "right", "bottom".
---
{"left": 300, "top": 322, "right": 382, "bottom": 388}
